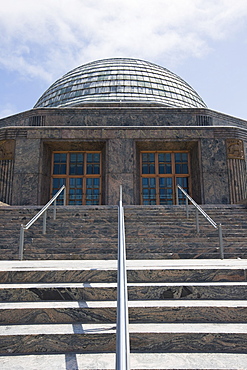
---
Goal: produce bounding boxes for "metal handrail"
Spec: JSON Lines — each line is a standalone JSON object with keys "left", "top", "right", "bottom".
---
{"left": 176, "top": 184, "right": 224, "bottom": 259}
{"left": 19, "top": 185, "right": 66, "bottom": 260}
{"left": 116, "top": 185, "right": 130, "bottom": 370}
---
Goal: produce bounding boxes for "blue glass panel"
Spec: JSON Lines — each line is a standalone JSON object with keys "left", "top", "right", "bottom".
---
{"left": 182, "top": 153, "right": 188, "bottom": 161}
{"left": 142, "top": 165, "right": 149, "bottom": 174}
{"left": 68, "top": 178, "right": 83, "bottom": 205}
{"left": 142, "top": 153, "right": 155, "bottom": 174}
{"left": 85, "top": 177, "right": 100, "bottom": 205}
{"left": 52, "top": 178, "right": 66, "bottom": 205}
{"left": 94, "top": 153, "right": 100, "bottom": 162}
{"left": 53, "top": 153, "right": 67, "bottom": 175}
{"left": 69, "top": 153, "right": 83, "bottom": 175}
{"left": 176, "top": 177, "right": 189, "bottom": 205}
{"left": 54, "top": 153, "right": 66, "bottom": 162}
{"left": 158, "top": 153, "right": 172, "bottom": 174}
{"left": 142, "top": 177, "right": 156, "bottom": 204}
{"left": 87, "top": 153, "right": 100, "bottom": 174}
{"left": 159, "top": 177, "right": 173, "bottom": 205}
{"left": 54, "top": 164, "right": 66, "bottom": 174}
{"left": 175, "top": 153, "right": 188, "bottom": 174}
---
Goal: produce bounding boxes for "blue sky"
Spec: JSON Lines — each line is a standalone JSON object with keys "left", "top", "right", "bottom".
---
{"left": 1, "top": 0, "right": 247, "bottom": 119}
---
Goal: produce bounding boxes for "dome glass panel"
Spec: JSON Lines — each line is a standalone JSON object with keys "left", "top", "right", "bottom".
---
{"left": 34, "top": 58, "right": 207, "bottom": 108}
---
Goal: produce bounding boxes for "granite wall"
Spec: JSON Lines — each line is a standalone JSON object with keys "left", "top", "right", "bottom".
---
{"left": 1, "top": 105, "right": 247, "bottom": 130}
{"left": 0, "top": 107, "right": 246, "bottom": 206}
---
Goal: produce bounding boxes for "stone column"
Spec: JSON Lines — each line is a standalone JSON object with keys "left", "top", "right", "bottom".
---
{"left": 0, "top": 140, "right": 15, "bottom": 204}
{"left": 106, "top": 138, "right": 135, "bottom": 205}
{"left": 200, "top": 138, "right": 230, "bottom": 204}
{"left": 226, "top": 139, "right": 247, "bottom": 203}
{"left": 12, "top": 138, "right": 41, "bottom": 205}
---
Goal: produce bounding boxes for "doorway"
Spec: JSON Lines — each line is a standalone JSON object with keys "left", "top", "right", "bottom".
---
{"left": 140, "top": 151, "right": 190, "bottom": 205}
{"left": 51, "top": 151, "right": 102, "bottom": 205}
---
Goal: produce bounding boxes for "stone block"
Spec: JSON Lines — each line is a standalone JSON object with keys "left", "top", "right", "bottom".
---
{"left": 107, "top": 139, "right": 135, "bottom": 174}
{"left": 106, "top": 173, "right": 134, "bottom": 205}
{"left": 14, "top": 139, "right": 41, "bottom": 174}
{"left": 12, "top": 174, "right": 39, "bottom": 205}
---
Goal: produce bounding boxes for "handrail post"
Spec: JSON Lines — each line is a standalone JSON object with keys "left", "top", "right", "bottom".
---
{"left": 63, "top": 188, "right": 66, "bottom": 206}
{"left": 219, "top": 223, "right": 224, "bottom": 259}
{"left": 116, "top": 185, "right": 130, "bottom": 370}
{"left": 176, "top": 186, "right": 179, "bottom": 205}
{"left": 43, "top": 211, "right": 47, "bottom": 235}
{"left": 53, "top": 199, "right": 57, "bottom": 220}
{"left": 19, "top": 224, "right": 25, "bottom": 261}
{"left": 196, "top": 209, "right": 200, "bottom": 233}
{"left": 186, "top": 197, "right": 189, "bottom": 219}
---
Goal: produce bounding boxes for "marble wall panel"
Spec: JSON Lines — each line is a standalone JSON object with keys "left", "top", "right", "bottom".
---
{"left": 190, "top": 143, "right": 202, "bottom": 204}
{"left": 12, "top": 138, "right": 41, "bottom": 205}
{"left": 60, "top": 129, "right": 103, "bottom": 140}
{"left": 200, "top": 139, "right": 230, "bottom": 204}
{"left": 1, "top": 106, "right": 247, "bottom": 131}
{"left": 27, "top": 129, "right": 61, "bottom": 140}
{"left": 106, "top": 173, "right": 134, "bottom": 205}
{"left": 24, "top": 126, "right": 240, "bottom": 143}
{"left": 107, "top": 139, "right": 134, "bottom": 174}
{"left": 40, "top": 144, "right": 52, "bottom": 205}
{"left": 105, "top": 139, "right": 136, "bottom": 204}
{"left": 12, "top": 173, "right": 39, "bottom": 205}
{"left": 14, "top": 139, "right": 41, "bottom": 174}
{"left": 244, "top": 140, "right": 247, "bottom": 191}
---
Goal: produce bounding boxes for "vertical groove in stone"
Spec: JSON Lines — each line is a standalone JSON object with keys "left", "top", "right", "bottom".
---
{"left": 228, "top": 158, "right": 247, "bottom": 204}
{"left": 0, "top": 159, "right": 13, "bottom": 204}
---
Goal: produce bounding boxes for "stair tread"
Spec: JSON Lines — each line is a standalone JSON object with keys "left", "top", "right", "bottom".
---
{"left": 1, "top": 281, "right": 247, "bottom": 289}
{"left": 1, "top": 299, "right": 247, "bottom": 309}
{"left": 0, "top": 259, "right": 247, "bottom": 271}
{"left": 1, "top": 322, "right": 247, "bottom": 335}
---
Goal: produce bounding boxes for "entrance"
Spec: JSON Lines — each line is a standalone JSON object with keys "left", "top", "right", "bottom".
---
{"left": 140, "top": 151, "right": 190, "bottom": 205}
{"left": 51, "top": 151, "right": 101, "bottom": 205}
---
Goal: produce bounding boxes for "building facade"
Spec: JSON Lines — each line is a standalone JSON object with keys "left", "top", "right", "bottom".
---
{"left": 0, "top": 58, "right": 246, "bottom": 206}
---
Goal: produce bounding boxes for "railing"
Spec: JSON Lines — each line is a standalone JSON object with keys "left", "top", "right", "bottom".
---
{"left": 176, "top": 184, "right": 224, "bottom": 259}
{"left": 116, "top": 186, "right": 130, "bottom": 370}
{"left": 19, "top": 185, "right": 66, "bottom": 261}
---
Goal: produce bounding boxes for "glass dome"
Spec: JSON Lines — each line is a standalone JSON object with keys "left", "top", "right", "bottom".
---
{"left": 34, "top": 58, "right": 207, "bottom": 109}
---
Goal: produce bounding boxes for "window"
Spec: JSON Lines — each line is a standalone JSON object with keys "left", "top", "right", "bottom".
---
{"left": 140, "top": 151, "right": 190, "bottom": 205}
{"left": 51, "top": 151, "right": 101, "bottom": 205}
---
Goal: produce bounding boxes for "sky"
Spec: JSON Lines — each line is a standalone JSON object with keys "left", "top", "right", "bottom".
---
{"left": 1, "top": 0, "right": 247, "bottom": 119}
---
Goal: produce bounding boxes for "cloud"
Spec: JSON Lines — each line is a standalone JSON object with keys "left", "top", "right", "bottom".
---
{"left": 0, "top": 103, "right": 18, "bottom": 119}
{"left": 0, "top": 0, "right": 247, "bottom": 82}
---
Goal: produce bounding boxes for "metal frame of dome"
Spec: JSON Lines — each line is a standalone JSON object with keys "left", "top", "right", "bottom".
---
{"left": 34, "top": 58, "right": 207, "bottom": 109}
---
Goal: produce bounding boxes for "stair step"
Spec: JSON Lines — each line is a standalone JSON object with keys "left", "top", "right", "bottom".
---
{"left": 0, "top": 323, "right": 246, "bottom": 354}
{"left": 1, "top": 281, "right": 247, "bottom": 301}
{"left": 0, "top": 259, "right": 246, "bottom": 283}
{"left": 1, "top": 205, "right": 246, "bottom": 261}
{"left": 1, "top": 300, "right": 247, "bottom": 324}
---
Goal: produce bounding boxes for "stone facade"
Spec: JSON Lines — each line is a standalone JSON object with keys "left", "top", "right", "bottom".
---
{"left": 0, "top": 105, "right": 246, "bottom": 206}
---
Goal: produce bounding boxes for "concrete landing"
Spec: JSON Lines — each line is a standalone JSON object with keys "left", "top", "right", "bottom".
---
{"left": 1, "top": 353, "right": 247, "bottom": 370}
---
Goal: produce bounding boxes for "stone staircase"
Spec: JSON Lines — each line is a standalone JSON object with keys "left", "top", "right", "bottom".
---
{"left": 0, "top": 259, "right": 247, "bottom": 369}
{"left": 0, "top": 204, "right": 247, "bottom": 369}
{"left": 0, "top": 204, "right": 246, "bottom": 260}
